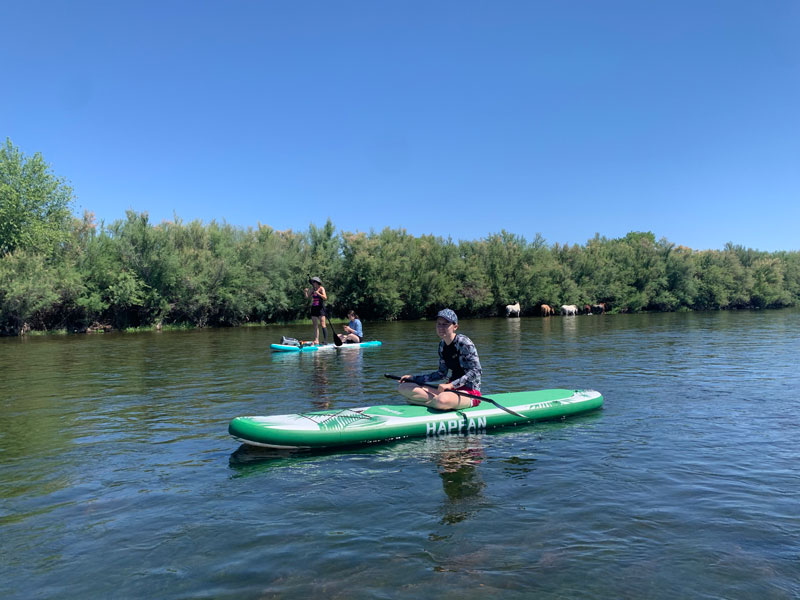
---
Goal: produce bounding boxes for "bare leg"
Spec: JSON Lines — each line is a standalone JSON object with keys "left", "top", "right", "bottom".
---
{"left": 320, "top": 316, "right": 327, "bottom": 343}
{"left": 397, "top": 383, "right": 470, "bottom": 410}
{"left": 311, "top": 316, "right": 319, "bottom": 344}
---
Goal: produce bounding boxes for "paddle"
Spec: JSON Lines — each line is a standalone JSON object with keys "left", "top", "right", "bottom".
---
{"left": 384, "top": 374, "right": 526, "bottom": 419}
{"left": 327, "top": 310, "right": 343, "bottom": 347}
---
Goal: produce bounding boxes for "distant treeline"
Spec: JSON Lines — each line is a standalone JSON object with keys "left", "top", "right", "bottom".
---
{"left": 2, "top": 138, "right": 799, "bottom": 335}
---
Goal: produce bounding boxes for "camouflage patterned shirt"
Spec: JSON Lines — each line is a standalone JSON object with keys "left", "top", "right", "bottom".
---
{"left": 416, "top": 333, "right": 482, "bottom": 391}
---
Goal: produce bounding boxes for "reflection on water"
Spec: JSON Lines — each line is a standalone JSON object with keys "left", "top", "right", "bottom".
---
{"left": 228, "top": 442, "right": 385, "bottom": 477}
{"left": 269, "top": 346, "right": 371, "bottom": 410}
{"left": 2, "top": 310, "right": 800, "bottom": 600}
{"left": 500, "top": 455, "right": 538, "bottom": 480}
{"left": 435, "top": 437, "right": 487, "bottom": 525}
{"left": 310, "top": 352, "right": 332, "bottom": 408}
{"left": 504, "top": 317, "right": 522, "bottom": 348}
{"left": 560, "top": 312, "right": 579, "bottom": 337}
{"left": 499, "top": 317, "right": 525, "bottom": 360}
{"left": 338, "top": 347, "right": 365, "bottom": 381}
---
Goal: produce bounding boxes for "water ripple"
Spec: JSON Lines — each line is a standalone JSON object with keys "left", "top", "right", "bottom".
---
{"left": 2, "top": 312, "right": 800, "bottom": 599}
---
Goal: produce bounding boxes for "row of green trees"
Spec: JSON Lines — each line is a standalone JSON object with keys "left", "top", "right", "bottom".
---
{"left": 2, "top": 138, "right": 799, "bottom": 335}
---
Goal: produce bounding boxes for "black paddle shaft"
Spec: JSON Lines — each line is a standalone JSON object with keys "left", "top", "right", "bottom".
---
{"left": 326, "top": 310, "right": 343, "bottom": 346}
{"left": 384, "top": 374, "right": 526, "bottom": 419}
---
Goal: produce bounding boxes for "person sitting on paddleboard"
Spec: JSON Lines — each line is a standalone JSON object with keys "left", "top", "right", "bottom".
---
{"left": 338, "top": 310, "right": 363, "bottom": 344}
{"left": 397, "top": 308, "right": 482, "bottom": 410}
{"left": 304, "top": 276, "right": 327, "bottom": 345}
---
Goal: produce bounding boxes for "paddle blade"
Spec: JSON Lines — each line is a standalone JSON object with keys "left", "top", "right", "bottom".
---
{"left": 328, "top": 316, "right": 343, "bottom": 346}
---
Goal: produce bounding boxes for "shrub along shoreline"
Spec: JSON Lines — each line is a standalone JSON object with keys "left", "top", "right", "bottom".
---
{"left": 2, "top": 139, "right": 798, "bottom": 336}
{"left": 2, "top": 213, "right": 799, "bottom": 336}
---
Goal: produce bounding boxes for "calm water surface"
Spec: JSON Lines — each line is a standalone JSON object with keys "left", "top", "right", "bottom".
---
{"left": 1, "top": 310, "right": 799, "bottom": 599}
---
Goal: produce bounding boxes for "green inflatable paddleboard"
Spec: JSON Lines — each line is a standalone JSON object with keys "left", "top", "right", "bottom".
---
{"left": 229, "top": 388, "right": 602, "bottom": 449}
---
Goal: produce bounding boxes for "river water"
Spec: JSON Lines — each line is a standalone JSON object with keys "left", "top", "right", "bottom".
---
{"left": 1, "top": 310, "right": 799, "bottom": 599}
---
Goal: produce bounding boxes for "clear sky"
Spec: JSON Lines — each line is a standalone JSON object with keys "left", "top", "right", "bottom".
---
{"left": 3, "top": 1, "right": 799, "bottom": 251}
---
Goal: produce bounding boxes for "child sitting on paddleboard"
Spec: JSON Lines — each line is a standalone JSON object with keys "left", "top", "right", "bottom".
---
{"left": 337, "top": 310, "right": 363, "bottom": 344}
{"left": 397, "top": 308, "right": 482, "bottom": 410}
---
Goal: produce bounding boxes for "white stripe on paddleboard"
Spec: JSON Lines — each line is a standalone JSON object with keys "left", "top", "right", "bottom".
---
{"left": 239, "top": 390, "right": 601, "bottom": 431}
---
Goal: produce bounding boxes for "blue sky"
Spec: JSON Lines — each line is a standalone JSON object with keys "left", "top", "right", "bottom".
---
{"left": 3, "top": 1, "right": 799, "bottom": 251}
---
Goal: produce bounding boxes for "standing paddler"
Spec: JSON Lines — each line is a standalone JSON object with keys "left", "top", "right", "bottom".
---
{"left": 304, "top": 276, "right": 327, "bottom": 345}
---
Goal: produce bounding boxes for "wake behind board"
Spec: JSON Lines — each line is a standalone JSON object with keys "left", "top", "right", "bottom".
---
{"left": 270, "top": 340, "right": 382, "bottom": 353}
{"left": 229, "top": 388, "right": 602, "bottom": 449}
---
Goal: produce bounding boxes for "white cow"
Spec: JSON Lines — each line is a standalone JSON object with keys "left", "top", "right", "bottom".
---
{"left": 560, "top": 304, "right": 579, "bottom": 316}
{"left": 505, "top": 302, "right": 521, "bottom": 317}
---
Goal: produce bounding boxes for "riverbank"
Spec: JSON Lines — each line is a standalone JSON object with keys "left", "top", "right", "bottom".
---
{"left": 5, "top": 305, "right": 791, "bottom": 338}
{"left": 14, "top": 317, "right": 355, "bottom": 337}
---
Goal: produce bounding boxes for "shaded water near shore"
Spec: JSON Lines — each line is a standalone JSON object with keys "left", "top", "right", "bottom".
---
{"left": 2, "top": 310, "right": 799, "bottom": 599}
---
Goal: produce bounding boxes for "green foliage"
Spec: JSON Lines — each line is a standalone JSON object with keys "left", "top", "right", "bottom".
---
{"left": 338, "top": 230, "right": 404, "bottom": 320}
{"left": 3, "top": 211, "right": 800, "bottom": 335}
{"left": 750, "top": 257, "right": 791, "bottom": 308}
{"left": 1, "top": 142, "right": 799, "bottom": 334}
{"left": 0, "top": 139, "right": 74, "bottom": 256}
{"left": 0, "top": 250, "right": 60, "bottom": 334}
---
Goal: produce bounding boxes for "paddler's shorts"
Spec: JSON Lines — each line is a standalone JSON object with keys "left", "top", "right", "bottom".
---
{"left": 455, "top": 388, "right": 481, "bottom": 407}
